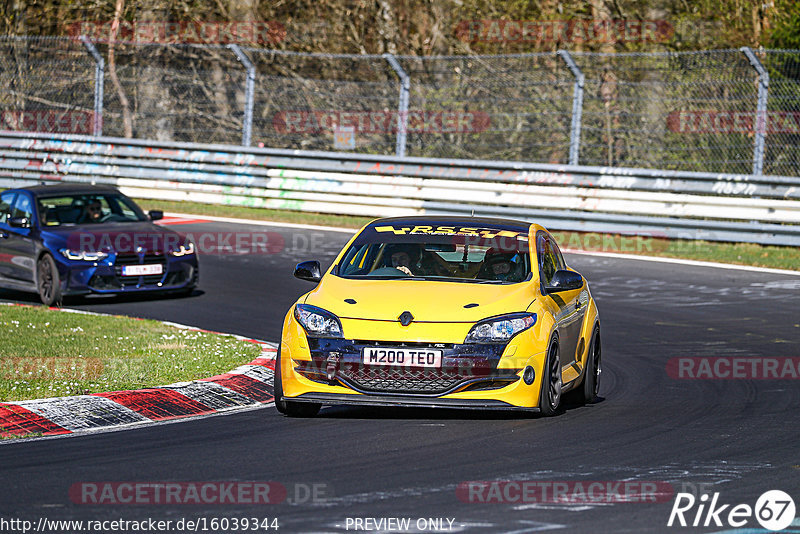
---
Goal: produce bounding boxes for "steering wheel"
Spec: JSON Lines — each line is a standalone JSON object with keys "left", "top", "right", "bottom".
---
{"left": 99, "top": 213, "right": 125, "bottom": 223}
{"left": 367, "top": 266, "right": 411, "bottom": 277}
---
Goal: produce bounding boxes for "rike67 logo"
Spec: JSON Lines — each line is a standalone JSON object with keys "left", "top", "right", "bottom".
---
{"left": 668, "top": 490, "right": 796, "bottom": 531}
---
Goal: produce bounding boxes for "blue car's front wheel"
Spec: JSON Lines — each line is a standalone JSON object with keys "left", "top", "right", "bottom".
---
{"left": 37, "top": 253, "right": 62, "bottom": 307}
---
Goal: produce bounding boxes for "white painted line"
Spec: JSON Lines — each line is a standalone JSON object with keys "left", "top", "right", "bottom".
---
{"left": 167, "top": 212, "right": 800, "bottom": 276}
{"left": 563, "top": 248, "right": 800, "bottom": 276}
{"left": 167, "top": 212, "right": 358, "bottom": 234}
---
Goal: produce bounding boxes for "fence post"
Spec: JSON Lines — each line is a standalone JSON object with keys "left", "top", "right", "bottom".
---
{"left": 558, "top": 50, "right": 584, "bottom": 166}
{"left": 228, "top": 44, "right": 256, "bottom": 147}
{"left": 79, "top": 35, "right": 104, "bottom": 137}
{"left": 740, "top": 47, "right": 769, "bottom": 176}
{"left": 383, "top": 53, "right": 410, "bottom": 158}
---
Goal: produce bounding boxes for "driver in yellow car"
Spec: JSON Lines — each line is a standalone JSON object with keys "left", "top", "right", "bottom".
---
{"left": 386, "top": 244, "right": 424, "bottom": 276}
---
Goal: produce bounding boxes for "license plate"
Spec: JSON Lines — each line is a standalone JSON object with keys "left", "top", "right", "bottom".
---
{"left": 121, "top": 264, "right": 163, "bottom": 276}
{"left": 362, "top": 347, "right": 442, "bottom": 368}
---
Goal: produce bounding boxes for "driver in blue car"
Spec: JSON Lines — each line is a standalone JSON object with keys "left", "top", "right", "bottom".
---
{"left": 80, "top": 200, "right": 103, "bottom": 224}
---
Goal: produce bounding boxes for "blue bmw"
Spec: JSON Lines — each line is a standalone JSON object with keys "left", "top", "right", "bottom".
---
{"left": 0, "top": 184, "right": 198, "bottom": 305}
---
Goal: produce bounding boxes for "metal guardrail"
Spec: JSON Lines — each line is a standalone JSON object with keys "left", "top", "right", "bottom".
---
{"left": 4, "top": 37, "right": 800, "bottom": 177}
{"left": 1, "top": 131, "right": 799, "bottom": 246}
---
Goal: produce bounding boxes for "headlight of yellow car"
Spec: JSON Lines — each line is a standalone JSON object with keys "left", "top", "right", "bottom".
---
{"left": 294, "top": 304, "right": 344, "bottom": 338}
{"left": 465, "top": 313, "right": 537, "bottom": 343}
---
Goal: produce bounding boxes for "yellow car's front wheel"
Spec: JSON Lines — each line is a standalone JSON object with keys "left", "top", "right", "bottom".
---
{"left": 539, "top": 335, "right": 562, "bottom": 416}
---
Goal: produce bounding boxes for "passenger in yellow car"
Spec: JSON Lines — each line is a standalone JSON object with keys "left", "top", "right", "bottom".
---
{"left": 477, "top": 249, "right": 523, "bottom": 282}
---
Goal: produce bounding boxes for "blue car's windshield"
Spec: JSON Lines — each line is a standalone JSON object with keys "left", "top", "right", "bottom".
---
{"left": 337, "top": 223, "right": 532, "bottom": 284}
{"left": 37, "top": 193, "right": 147, "bottom": 226}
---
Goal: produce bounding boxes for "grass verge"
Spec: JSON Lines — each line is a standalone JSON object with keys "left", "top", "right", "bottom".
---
{"left": 0, "top": 305, "right": 262, "bottom": 402}
{"left": 136, "top": 199, "right": 800, "bottom": 272}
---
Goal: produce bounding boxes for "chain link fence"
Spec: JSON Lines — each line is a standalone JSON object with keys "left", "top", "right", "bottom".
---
{"left": 571, "top": 50, "right": 760, "bottom": 173}
{"left": 0, "top": 36, "right": 96, "bottom": 135}
{"left": 0, "top": 36, "right": 798, "bottom": 176}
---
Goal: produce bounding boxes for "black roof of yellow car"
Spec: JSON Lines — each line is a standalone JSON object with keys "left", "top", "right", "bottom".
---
{"left": 365, "top": 216, "right": 532, "bottom": 233}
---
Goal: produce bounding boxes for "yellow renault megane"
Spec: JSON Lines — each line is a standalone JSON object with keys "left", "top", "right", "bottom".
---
{"left": 275, "top": 216, "right": 601, "bottom": 417}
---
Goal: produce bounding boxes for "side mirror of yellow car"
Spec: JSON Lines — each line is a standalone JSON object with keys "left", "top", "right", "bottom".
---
{"left": 294, "top": 260, "right": 322, "bottom": 283}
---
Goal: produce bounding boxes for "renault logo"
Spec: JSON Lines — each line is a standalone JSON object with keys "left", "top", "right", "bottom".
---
{"left": 398, "top": 311, "right": 414, "bottom": 326}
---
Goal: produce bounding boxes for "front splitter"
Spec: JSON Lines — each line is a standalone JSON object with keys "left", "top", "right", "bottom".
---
{"left": 290, "top": 392, "right": 541, "bottom": 412}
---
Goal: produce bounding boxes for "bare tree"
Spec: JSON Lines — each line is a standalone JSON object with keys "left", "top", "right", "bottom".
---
{"left": 108, "top": 0, "right": 133, "bottom": 137}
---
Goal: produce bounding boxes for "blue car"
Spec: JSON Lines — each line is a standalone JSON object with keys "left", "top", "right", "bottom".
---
{"left": 0, "top": 184, "right": 198, "bottom": 305}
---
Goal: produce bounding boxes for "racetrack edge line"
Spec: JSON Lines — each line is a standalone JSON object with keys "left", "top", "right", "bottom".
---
{"left": 165, "top": 212, "right": 800, "bottom": 275}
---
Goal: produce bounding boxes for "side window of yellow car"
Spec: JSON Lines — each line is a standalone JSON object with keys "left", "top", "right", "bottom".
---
{"left": 536, "top": 232, "right": 561, "bottom": 287}
{"left": 550, "top": 236, "right": 566, "bottom": 271}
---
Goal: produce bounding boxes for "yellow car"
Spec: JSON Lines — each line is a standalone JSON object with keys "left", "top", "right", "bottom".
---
{"left": 275, "top": 216, "right": 601, "bottom": 417}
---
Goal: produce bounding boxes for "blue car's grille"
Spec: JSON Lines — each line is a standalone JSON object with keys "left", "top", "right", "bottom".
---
{"left": 113, "top": 253, "right": 167, "bottom": 287}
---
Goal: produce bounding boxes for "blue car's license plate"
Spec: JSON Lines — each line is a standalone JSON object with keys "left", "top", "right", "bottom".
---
{"left": 121, "top": 264, "right": 163, "bottom": 276}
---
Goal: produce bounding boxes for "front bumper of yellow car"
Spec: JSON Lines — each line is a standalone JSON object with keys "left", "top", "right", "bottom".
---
{"left": 278, "top": 310, "right": 552, "bottom": 411}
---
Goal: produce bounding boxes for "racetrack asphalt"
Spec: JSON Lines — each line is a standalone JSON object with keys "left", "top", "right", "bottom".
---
{"left": 0, "top": 219, "right": 798, "bottom": 533}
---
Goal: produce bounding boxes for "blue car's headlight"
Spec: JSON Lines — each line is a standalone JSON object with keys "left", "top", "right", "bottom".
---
{"left": 294, "top": 304, "right": 343, "bottom": 338}
{"left": 170, "top": 243, "right": 195, "bottom": 257}
{"left": 465, "top": 313, "right": 537, "bottom": 343}
{"left": 59, "top": 248, "right": 108, "bottom": 261}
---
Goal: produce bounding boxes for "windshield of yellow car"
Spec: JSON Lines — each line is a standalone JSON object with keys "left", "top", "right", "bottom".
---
{"left": 336, "top": 224, "right": 532, "bottom": 283}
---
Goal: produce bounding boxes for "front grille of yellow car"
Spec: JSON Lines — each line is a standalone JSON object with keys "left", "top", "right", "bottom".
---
{"left": 339, "top": 366, "right": 465, "bottom": 394}
{"left": 333, "top": 364, "right": 520, "bottom": 395}
{"left": 302, "top": 339, "right": 514, "bottom": 395}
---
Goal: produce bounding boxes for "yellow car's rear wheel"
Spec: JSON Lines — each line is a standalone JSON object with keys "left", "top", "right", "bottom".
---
{"left": 565, "top": 325, "right": 601, "bottom": 405}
